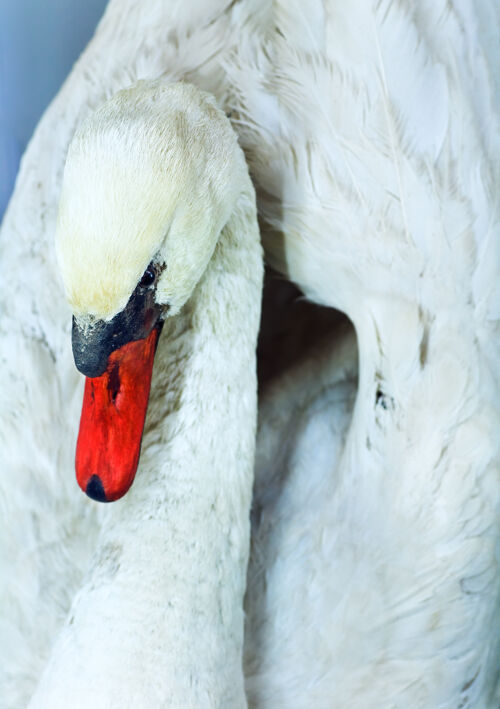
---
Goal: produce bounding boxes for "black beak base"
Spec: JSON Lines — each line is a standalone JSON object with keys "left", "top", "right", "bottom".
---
{"left": 72, "top": 281, "right": 163, "bottom": 378}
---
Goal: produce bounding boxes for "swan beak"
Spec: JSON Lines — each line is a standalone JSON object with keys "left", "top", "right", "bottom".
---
{"left": 75, "top": 327, "right": 160, "bottom": 502}
{"left": 72, "top": 285, "right": 163, "bottom": 502}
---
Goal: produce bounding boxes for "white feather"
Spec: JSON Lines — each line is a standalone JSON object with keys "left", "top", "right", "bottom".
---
{"left": 0, "top": 1, "right": 499, "bottom": 707}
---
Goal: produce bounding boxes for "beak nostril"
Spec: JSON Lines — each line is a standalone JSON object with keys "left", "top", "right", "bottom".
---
{"left": 85, "top": 475, "right": 108, "bottom": 503}
{"left": 107, "top": 362, "right": 121, "bottom": 404}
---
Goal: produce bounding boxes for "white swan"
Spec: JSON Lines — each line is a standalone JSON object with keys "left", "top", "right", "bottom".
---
{"left": 26, "top": 80, "right": 262, "bottom": 707}
{"left": 0, "top": 3, "right": 260, "bottom": 706}
{"left": 0, "top": 0, "right": 499, "bottom": 707}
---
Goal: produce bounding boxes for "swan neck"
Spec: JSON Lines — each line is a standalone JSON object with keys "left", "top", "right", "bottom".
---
{"left": 30, "top": 183, "right": 263, "bottom": 708}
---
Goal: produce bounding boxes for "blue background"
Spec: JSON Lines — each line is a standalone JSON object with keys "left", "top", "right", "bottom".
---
{"left": 0, "top": 0, "right": 108, "bottom": 218}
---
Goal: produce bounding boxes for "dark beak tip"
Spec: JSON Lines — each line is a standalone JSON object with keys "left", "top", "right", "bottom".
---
{"left": 85, "top": 475, "right": 108, "bottom": 503}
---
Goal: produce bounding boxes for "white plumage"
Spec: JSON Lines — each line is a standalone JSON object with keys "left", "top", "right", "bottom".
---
{"left": 0, "top": 1, "right": 498, "bottom": 707}
{"left": 234, "top": 4, "right": 500, "bottom": 703}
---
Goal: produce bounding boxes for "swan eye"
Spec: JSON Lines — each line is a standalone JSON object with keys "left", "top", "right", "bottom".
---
{"left": 139, "top": 268, "right": 155, "bottom": 288}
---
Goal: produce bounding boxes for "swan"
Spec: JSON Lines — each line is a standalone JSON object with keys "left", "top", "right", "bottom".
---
{"left": 0, "top": 0, "right": 499, "bottom": 707}
{"left": 22, "top": 79, "right": 263, "bottom": 707}
{"left": 0, "top": 2, "right": 263, "bottom": 705}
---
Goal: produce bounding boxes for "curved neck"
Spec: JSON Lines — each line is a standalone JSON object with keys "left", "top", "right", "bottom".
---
{"left": 30, "top": 183, "right": 263, "bottom": 707}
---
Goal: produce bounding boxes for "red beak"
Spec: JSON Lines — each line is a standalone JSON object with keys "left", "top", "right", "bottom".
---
{"left": 75, "top": 327, "right": 160, "bottom": 502}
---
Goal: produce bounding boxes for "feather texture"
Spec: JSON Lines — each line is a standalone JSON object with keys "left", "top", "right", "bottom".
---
{"left": 0, "top": 1, "right": 498, "bottom": 707}
{"left": 229, "top": 1, "right": 500, "bottom": 705}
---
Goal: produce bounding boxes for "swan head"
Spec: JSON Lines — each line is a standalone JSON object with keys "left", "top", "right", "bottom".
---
{"left": 56, "top": 81, "right": 247, "bottom": 502}
{"left": 57, "top": 80, "right": 243, "bottom": 321}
